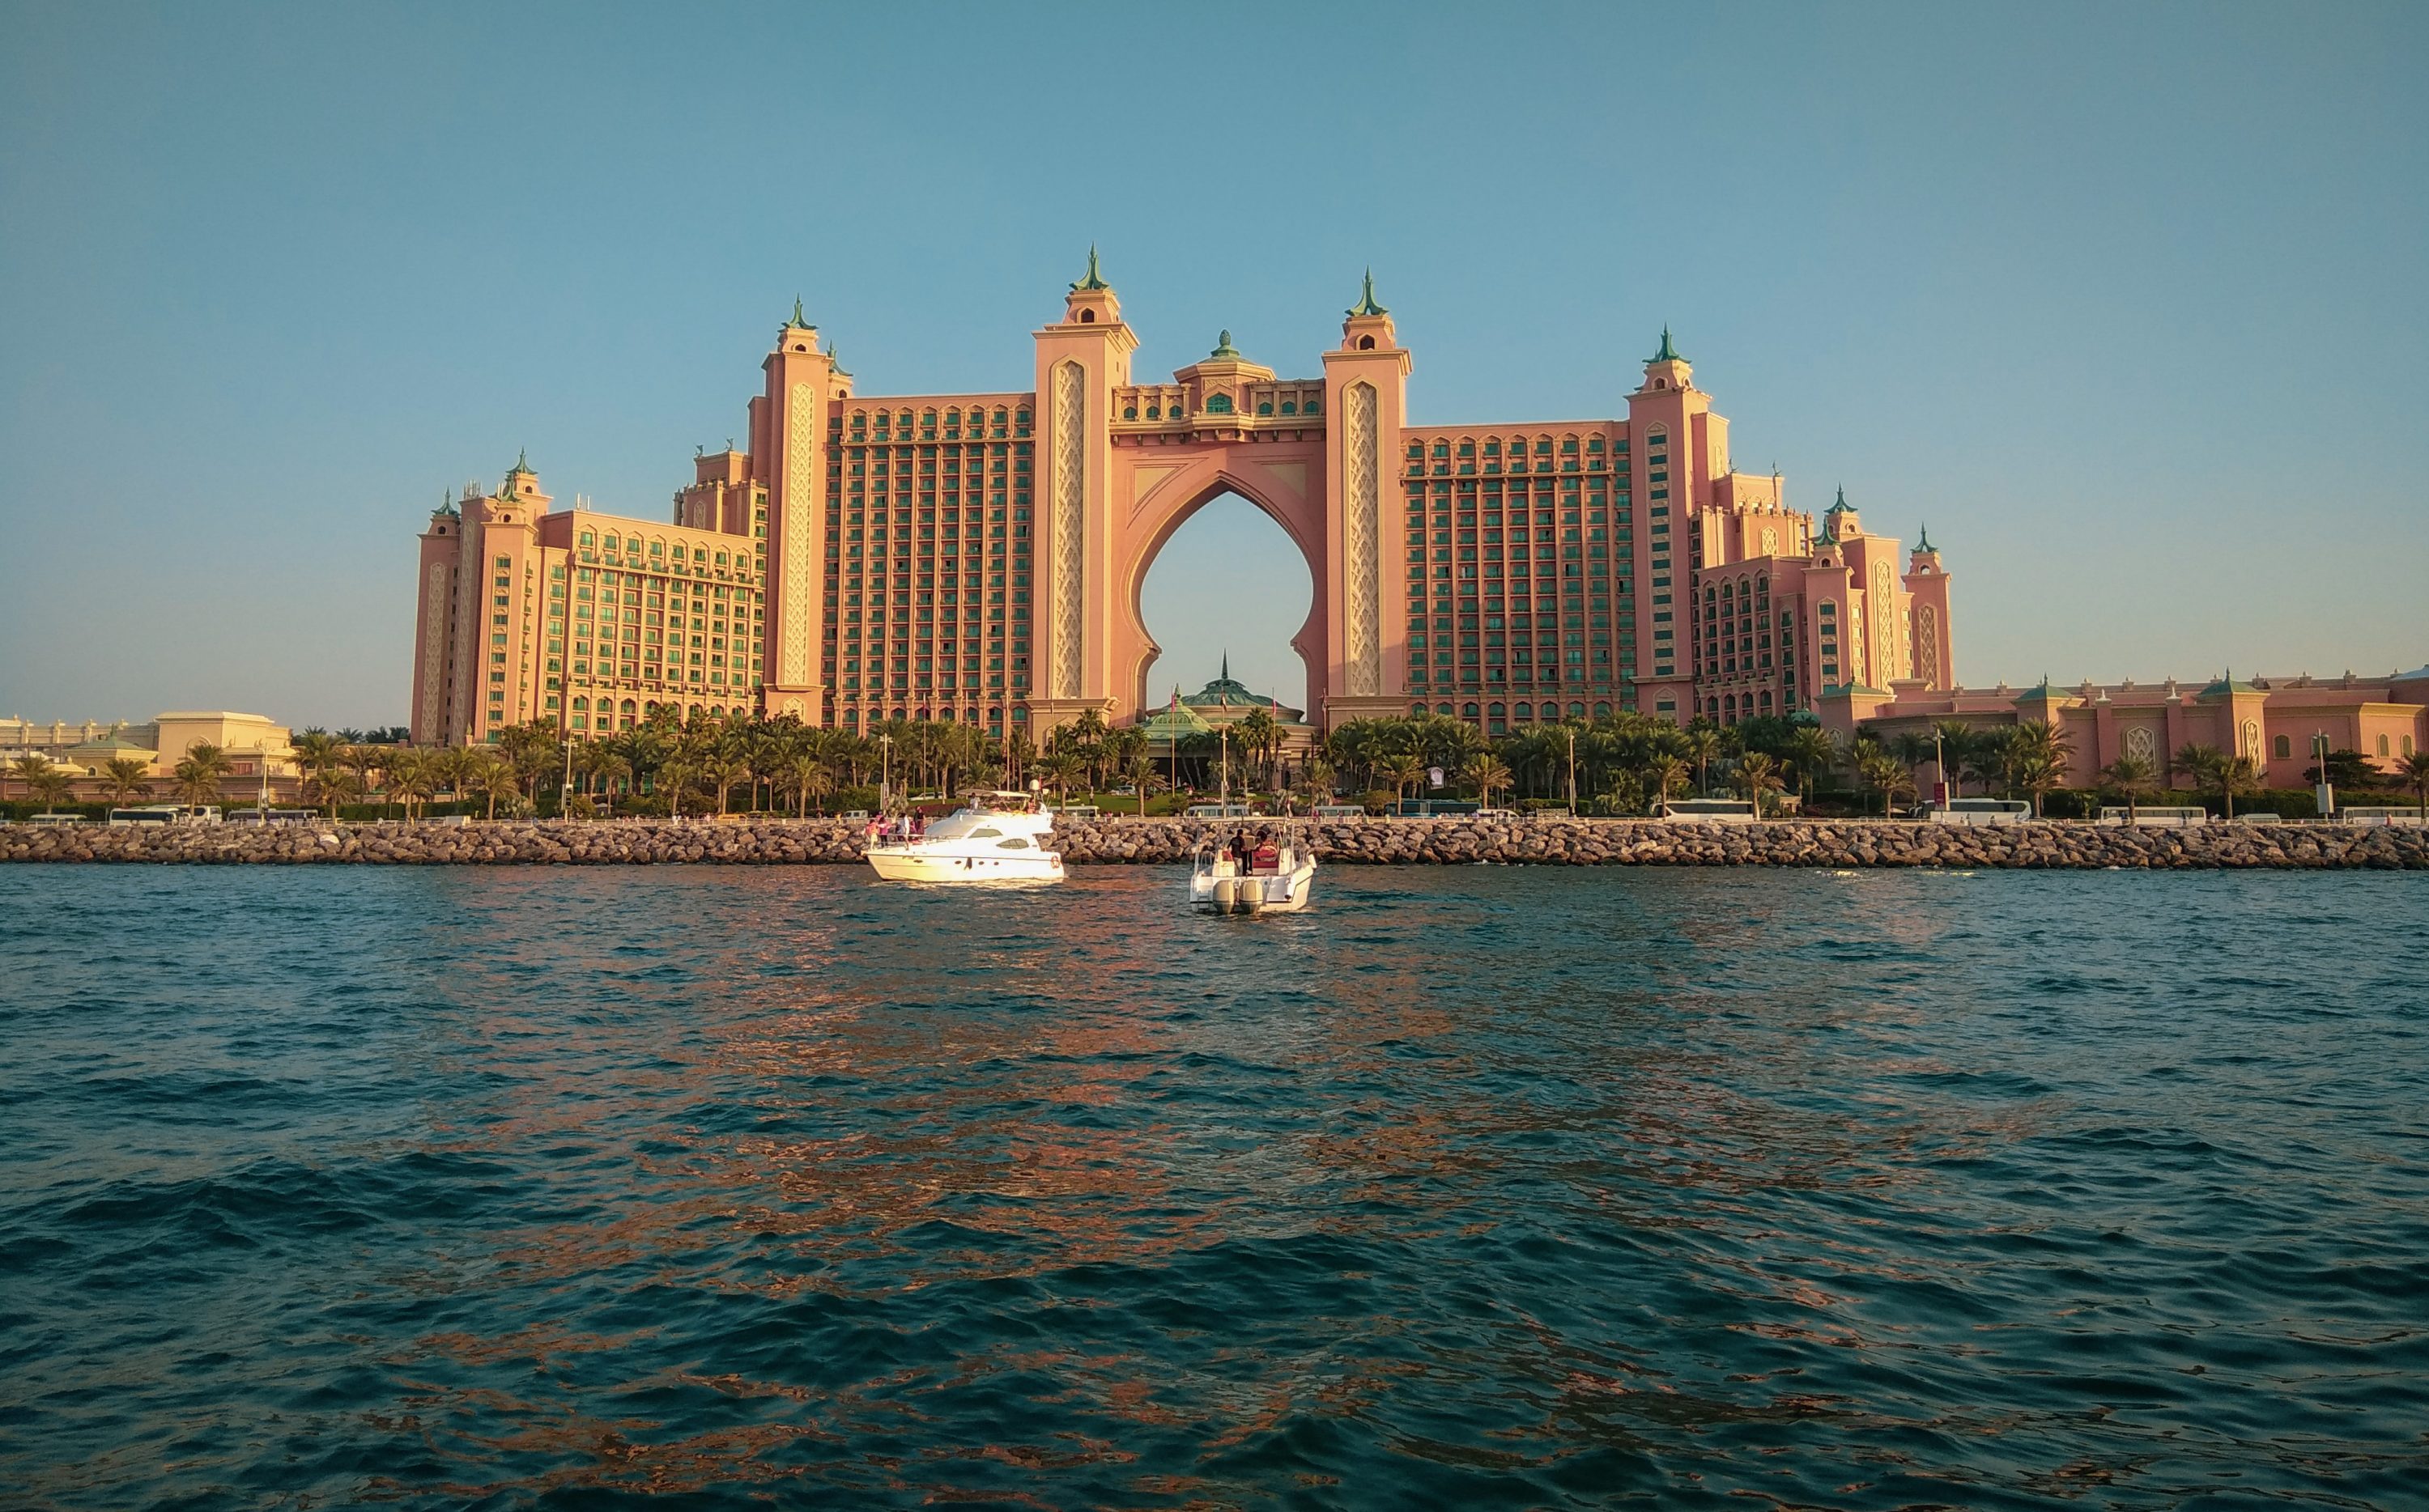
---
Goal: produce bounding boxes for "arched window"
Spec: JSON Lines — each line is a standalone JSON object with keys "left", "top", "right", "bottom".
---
{"left": 1568, "top": 702, "right": 1585, "bottom": 718}
{"left": 2273, "top": 734, "right": 2291, "bottom": 760}
{"left": 2379, "top": 733, "right": 2391, "bottom": 757}
{"left": 1078, "top": 309, "right": 1095, "bottom": 324}
{"left": 1593, "top": 703, "right": 1611, "bottom": 718}
{"left": 1358, "top": 335, "right": 1376, "bottom": 350}
{"left": 1462, "top": 703, "right": 1480, "bottom": 720}
{"left": 1206, "top": 394, "right": 1233, "bottom": 414}
{"left": 1512, "top": 703, "right": 1532, "bottom": 721}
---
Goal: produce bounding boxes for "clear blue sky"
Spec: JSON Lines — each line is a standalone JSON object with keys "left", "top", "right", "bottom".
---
{"left": 4, "top": 2, "right": 2423, "bottom": 729}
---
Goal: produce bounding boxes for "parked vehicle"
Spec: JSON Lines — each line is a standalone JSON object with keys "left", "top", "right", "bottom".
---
{"left": 1925, "top": 798, "right": 2031, "bottom": 826}
{"left": 1654, "top": 798, "right": 1758, "bottom": 823}
{"left": 108, "top": 805, "right": 220, "bottom": 826}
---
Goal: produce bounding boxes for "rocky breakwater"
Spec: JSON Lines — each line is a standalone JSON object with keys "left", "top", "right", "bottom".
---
{"left": 1056, "top": 817, "right": 2429, "bottom": 869}
{"left": 6, "top": 815, "right": 2423, "bottom": 869}
{"left": 1, "top": 818, "right": 870, "bottom": 866}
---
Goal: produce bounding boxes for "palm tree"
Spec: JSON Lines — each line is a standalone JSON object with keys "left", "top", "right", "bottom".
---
{"left": 1678, "top": 725, "right": 1722, "bottom": 796}
{"left": 306, "top": 766, "right": 362, "bottom": 818}
{"left": 1644, "top": 754, "right": 1690, "bottom": 807}
{"left": 1465, "top": 752, "right": 1512, "bottom": 808}
{"left": 1732, "top": 751, "right": 1786, "bottom": 819}
{"left": 1117, "top": 749, "right": 1160, "bottom": 818}
{"left": 701, "top": 754, "right": 751, "bottom": 816}
{"left": 1291, "top": 755, "right": 1335, "bottom": 813}
{"left": 290, "top": 730, "right": 345, "bottom": 809}
{"left": 1235, "top": 707, "right": 1279, "bottom": 791}
{"left": 2175, "top": 742, "right": 2260, "bottom": 820}
{"left": 9, "top": 753, "right": 54, "bottom": 803}
{"left": 2397, "top": 750, "right": 2429, "bottom": 822}
{"left": 466, "top": 752, "right": 521, "bottom": 820}
{"left": 1380, "top": 753, "right": 1426, "bottom": 805}
{"left": 342, "top": 743, "right": 386, "bottom": 817}
{"left": 2098, "top": 754, "right": 2158, "bottom": 824}
{"left": 1931, "top": 719, "right": 1976, "bottom": 798}
{"left": 1888, "top": 729, "right": 1936, "bottom": 783}
{"left": 1855, "top": 744, "right": 1917, "bottom": 817}
{"left": 173, "top": 742, "right": 234, "bottom": 808}
{"left": 1786, "top": 726, "right": 1841, "bottom": 804}
{"left": 26, "top": 762, "right": 74, "bottom": 813}
{"left": 100, "top": 755, "right": 154, "bottom": 808}
{"left": 385, "top": 750, "right": 437, "bottom": 820}
{"left": 1040, "top": 753, "right": 1087, "bottom": 805}
{"left": 778, "top": 755, "right": 833, "bottom": 818}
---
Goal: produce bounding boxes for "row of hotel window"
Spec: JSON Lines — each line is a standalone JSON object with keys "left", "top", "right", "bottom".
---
{"left": 837, "top": 407, "right": 1032, "bottom": 442}
{"left": 2269, "top": 733, "right": 2415, "bottom": 759}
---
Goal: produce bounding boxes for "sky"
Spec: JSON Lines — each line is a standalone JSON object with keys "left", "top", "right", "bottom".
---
{"left": 2, "top": 2, "right": 2423, "bottom": 729}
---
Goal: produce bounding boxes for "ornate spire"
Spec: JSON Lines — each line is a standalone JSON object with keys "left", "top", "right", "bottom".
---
{"left": 512, "top": 447, "right": 531, "bottom": 476}
{"left": 1221, "top": 651, "right": 1230, "bottom": 681}
{"left": 1917, "top": 522, "right": 1933, "bottom": 552}
{"left": 1071, "top": 244, "right": 1108, "bottom": 292}
{"left": 1830, "top": 484, "right": 1849, "bottom": 511}
{"left": 1210, "top": 329, "right": 1239, "bottom": 359}
{"left": 1348, "top": 268, "right": 1387, "bottom": 317}
{"left": 785, "top": 295, "right": 813, "bottom": 330}
{"left": 1650, "top": 325, "right": 1682, "bottom": 363}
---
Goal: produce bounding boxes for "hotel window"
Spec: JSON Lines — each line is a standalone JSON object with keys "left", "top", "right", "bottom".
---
{"left": 2379, "top": 733, "right": 2391, "bottom": 757}
{"left": 2274, "top": 735, "right": 2291, "bottom": 760}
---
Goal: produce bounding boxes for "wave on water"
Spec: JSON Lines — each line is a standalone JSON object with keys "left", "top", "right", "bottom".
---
{"left": 2, "top": 864, "right": 2427, "bottom": 1509}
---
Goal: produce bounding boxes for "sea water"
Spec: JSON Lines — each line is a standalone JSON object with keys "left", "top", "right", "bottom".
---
{"left": 2, "top": 864, "right": 2424, "bottom": 1509}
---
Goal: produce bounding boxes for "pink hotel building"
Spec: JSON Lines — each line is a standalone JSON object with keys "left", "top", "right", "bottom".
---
{"left": 411, "top": 261, "right": 1960, "bottom": 748}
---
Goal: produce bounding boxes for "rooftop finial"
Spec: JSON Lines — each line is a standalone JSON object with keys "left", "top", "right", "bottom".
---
{"left": 1211, "top": 329, "right": 1239, "bottom": 358}
{"left": 1917, "top": 521, "right": 1933, "bottom": 552}
{"left": 1349, "top": 268, "right": 1388, "bottom": 317}
{"left": 787, "top": 295, "right": 810, "bottom": 329}
{"left": 1071, "top": 244, "right": 1108, "bottom": 292}
{"left": 513, "top": 447, "right": 530, "bottom": 475}
{"left": 1831, "top": 484, "right": 1848, "bottom": 510}
{"left": 1221, "top": 651, "right": 1230, "bottom": 682}
{"left": 1651, "top": 325, "right": 1682, "bottom": 363}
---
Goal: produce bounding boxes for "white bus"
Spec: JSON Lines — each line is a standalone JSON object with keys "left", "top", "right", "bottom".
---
{"left": 108, "top": 805, "right": 220, "bottom": 826}
{"left": 1655, "top": 797, "right": 1759, "bottom": 823}
{"left": 1926, "top": 798, "right": 2031, "bottom": 826}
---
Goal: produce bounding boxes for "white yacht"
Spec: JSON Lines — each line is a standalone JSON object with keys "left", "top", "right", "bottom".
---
{"left": 865, "top": 792, "right": 1065, "bottom": 885}
{"left": 1189, "top": 835, "right": 1318, "bottom": 915}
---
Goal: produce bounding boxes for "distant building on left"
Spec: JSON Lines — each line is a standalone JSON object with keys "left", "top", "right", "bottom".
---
{"left": 411, "top": 453, "right": 766, "bottom": 746}
{"left": 0, "top": 712, "right": 294, "bottom": 781}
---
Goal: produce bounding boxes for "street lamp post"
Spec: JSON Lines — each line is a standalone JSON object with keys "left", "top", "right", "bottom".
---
{"left": 878, "top": 733, "right": 893, "bottom": 811}
{"left": 1566, "top": 725, "right": 1578, "bottom": 818}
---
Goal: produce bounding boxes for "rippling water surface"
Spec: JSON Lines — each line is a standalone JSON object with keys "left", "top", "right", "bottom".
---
{"left": 2, "top": 864, "right": 2427, "bottom": 1510}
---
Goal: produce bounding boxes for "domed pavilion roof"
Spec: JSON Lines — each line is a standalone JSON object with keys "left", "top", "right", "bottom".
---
{"left": 1177, "top": 655, "right": 1304, "bottom": 721}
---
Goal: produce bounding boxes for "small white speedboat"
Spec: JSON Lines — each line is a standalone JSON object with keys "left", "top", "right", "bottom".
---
{"left": 866, "top": 792, "right": 1065, "bottom": 885}
{"left": 1189, "top": 837, "right": 1317, "bottom": 915}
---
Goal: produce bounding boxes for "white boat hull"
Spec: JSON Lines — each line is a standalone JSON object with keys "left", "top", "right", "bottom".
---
{"left": 1189, "top": 858, "right": 1317, "bottom": 915}
{"left": 866, "top": 847, "right": 1064, "bottom": 884}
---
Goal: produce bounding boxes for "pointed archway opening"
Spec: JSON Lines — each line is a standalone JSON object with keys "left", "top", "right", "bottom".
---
{"left": 1135, "top": 491, "right": 1315, "bottom": 716}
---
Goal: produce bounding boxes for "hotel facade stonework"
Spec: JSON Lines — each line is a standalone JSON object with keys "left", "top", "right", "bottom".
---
{"left": 411, "top": 261, "right": 1960, "bottom": 746}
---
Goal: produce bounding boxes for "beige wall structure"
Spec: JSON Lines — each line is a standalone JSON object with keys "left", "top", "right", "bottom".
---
{"left": 1825, "top": 669, "right": 2429, "bottom": 788}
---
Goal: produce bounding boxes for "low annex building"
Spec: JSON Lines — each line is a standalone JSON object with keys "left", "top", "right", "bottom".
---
{"left": 408, "top": 261, "right": 1961, "bottom": 744}
{"left": 1827, "top": 669, "right": 2429, "bottom": 788}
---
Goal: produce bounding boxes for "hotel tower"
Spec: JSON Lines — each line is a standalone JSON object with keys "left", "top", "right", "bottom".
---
{"left": 411, "top": 261, "right": 1958, "bottom": 745}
